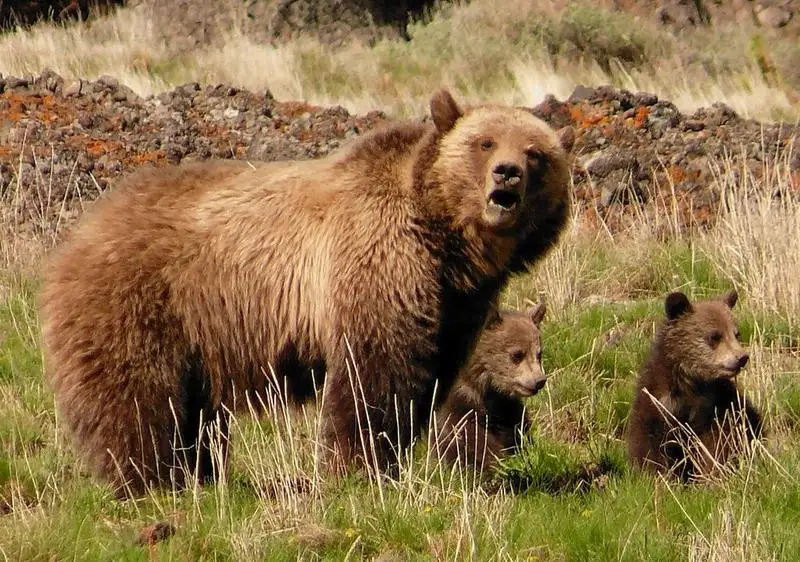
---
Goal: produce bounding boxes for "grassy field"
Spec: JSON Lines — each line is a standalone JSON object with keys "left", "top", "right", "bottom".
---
{"left": 2, "top": 1, "right": 800, "bottom": 560}
{"left": 0, "top": 142, "right": 799, "bottom": 560}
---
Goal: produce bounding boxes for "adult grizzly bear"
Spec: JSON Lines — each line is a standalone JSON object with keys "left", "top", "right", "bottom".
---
{"left": 39, "top": 89, "right": 573, "bottom": 496}
{"left": 435, "top": 302, "right": 547, "bottom": 475}
{"left": 627, "top": 291, "right": 764, "bottom": 482}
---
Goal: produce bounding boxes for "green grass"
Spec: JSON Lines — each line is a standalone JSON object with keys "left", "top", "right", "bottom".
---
{"left": 0, "top": 231, "right": 798, "bottom": 561}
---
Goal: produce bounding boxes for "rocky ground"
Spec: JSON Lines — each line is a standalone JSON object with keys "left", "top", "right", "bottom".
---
{"left": 0, "top": 69, "right": 798, "bottom": 238}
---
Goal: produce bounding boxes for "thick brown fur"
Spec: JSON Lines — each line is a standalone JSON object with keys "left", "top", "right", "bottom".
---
{"left": 39, "top": 89, "right": 572, "bottom": 496}
{"left": 627, "top": 290, "right": 764, "bottom": 481}
{"left": 435, "top": 302, "right": 547, "bottom": 475}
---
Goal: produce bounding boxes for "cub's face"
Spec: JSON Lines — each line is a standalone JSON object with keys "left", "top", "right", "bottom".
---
{"left": 480, "top": 303, "right": 548, "bottom": 398}
{"left": 428, "top": 90, "right": 572, "bottom": 233}
{"left": 663, "top": 290, "right": 750, "bottom": 381}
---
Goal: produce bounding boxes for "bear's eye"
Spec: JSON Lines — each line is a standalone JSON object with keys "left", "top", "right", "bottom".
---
{"left": 511, "top": 350, "right": 526, "bottom": 364}
{"left": 525, "top": 148, "right": 546, "bottom": 169}
{"left": 536, "top": 350, "right": 543, "bottom": 363}
{"left": 480, "top": 138, "right": 495, "bottom": 151}
{"left": 708, "top": 331, "right": 723, "bottom": 347}
{"left": 734, "top": 328, "right": 741, "bottom": 340}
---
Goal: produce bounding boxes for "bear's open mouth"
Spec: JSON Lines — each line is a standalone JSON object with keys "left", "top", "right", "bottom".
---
{"left": 721, "top": 366, "right": 741, "bottom": 377}
{"left": 487, "top": 188, "right": 521, "bottom": 212}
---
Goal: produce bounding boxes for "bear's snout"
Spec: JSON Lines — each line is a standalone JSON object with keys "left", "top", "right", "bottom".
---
{"left": 723, "top": 352, "right": 750, "bottom": 375}
{"left": 491, "top": 162, "right": 524, "bottom": 186}
{"left": 737, "top": 353, "right": 749, "bottom": 369}
{"left": 517, "top": 374, "right": 547, "bottom": 397}
{"left": 484, "top": 160, "right": 526, "bottom": 228}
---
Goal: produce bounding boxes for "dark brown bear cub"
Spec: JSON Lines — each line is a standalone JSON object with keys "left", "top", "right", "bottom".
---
{"left": 627, "top": 290, "right": 763, "bottom": 481}
{"left": 435, "top": 302, "right": 547, "bottom": 474}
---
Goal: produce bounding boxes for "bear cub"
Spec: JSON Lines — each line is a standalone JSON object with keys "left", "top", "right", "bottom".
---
{"left": 627, "top": 290, "right": 764, "bottom": 481}
{"left": 434, "top": 301, "right": 547, "bottom": 473}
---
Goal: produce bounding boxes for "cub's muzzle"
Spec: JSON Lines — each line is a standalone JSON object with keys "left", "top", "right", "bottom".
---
{"left": 516, "top": 374, "right": 547, "bottom": 397}
{"left": 723, "top": 352, "right": 750, "bottom": 376}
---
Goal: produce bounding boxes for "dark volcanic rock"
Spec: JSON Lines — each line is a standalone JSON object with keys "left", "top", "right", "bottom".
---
{"left": 1, "top": 70, "right": 798, "bottom": 238}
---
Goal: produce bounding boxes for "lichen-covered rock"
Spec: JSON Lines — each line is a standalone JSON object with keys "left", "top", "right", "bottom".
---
{"left": 1, "top": 71, "right": 798, "bottom": 239}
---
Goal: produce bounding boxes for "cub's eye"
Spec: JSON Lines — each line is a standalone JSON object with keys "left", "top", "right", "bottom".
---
{"left": 708, "top": 331, "right": 723, "bottom": 347}
{"left": 536, "top": 350, "right": 543, "bottom": 363}
{"left": 511, "top": 350, "right": 526, "bottom": 364}
{"left": 480, "top": 138, "right": 495, "bottom": 151}
{"left": 734, "top": 329, "right": 741, "bottom": 340}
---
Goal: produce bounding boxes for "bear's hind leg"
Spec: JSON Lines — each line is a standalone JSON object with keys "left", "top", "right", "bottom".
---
{"left": 68, "top": 364, "right": 216, "bottom": 498}
{"left": 78, "top": 388, "right": 189, "bottom": 498}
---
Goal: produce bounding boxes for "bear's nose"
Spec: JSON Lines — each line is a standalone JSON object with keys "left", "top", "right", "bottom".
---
{"left": 522, "top": 375, "right": 547, "bottom": 395}
{"left": 492, "top": 162, "right": 523, "bottom": 186}
{"left": 737, "top": 353, "right": 749, "bottom": 369}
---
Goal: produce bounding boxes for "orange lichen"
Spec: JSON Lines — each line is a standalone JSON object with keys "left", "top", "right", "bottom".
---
{"left": 568, "top": 104, "right": 585, "bottom": 123}
{"left": 633, "top": 106, "right": 650, "bottom": 128}
{"left": 85, "top": 139, "right": 123, "bottom": 156}
{"left": 128, "top": 151, "right": 166, "bottom": 166}
{"left": 277, "top": 101, "right": 319, "bottom": 119}
{"left": 0, "top": 93, "right": 75, "bottom": 124}
{"left": 1, "top": 94, "right": 31, "bottom": 122}
{"left": 579, "top": 110, "right": 611, "bottom": 127}
{"left": 666, "top": 165, "right": 687, "bottom": 183}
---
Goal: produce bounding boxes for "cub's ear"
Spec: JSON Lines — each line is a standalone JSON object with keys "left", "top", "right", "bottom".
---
{"left": 524, "top": 300, "right": 546, "bottom": 326}
{"left": 722, "top": 289, "right": 738, "bottom": 309}
{"left": 556, "top": 126, "right": 575, "bottom": 153}
{"left": 665, "top": 292, "right": 692, "bottom": 320}
{"left": 430, "top": 89, "right": 463, "bottom": 134}
{"left": 484, "top": 301, "right": 503, "bottom": 329}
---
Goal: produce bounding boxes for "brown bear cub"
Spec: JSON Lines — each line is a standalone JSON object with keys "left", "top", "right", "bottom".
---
{"left": 627, "top": 290, "right": 763, "bottom": 481}
{"left": 435, "top": 302, "right": 546, "bottom": 474}
{"left": 40, "top": 88, "right": 573, "bottom": 496}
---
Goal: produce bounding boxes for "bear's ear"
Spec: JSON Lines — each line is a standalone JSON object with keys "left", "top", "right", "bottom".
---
{"left": 722, "top": 289, "right": 738, "bottom": 309}
{"left": 430, "top": 89, "right": 463, "bottom": 134}
{"left": 484, "top": 302, "right": 502, "bottom": 329}
{"left": 665, "top": 292, "right": 692, "bottom": 320}
{"left": 556, "top": 126, "right": 575, "bottom": 153}
{"left": 524, "top": 300, "right": 546, "bottom": 326}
